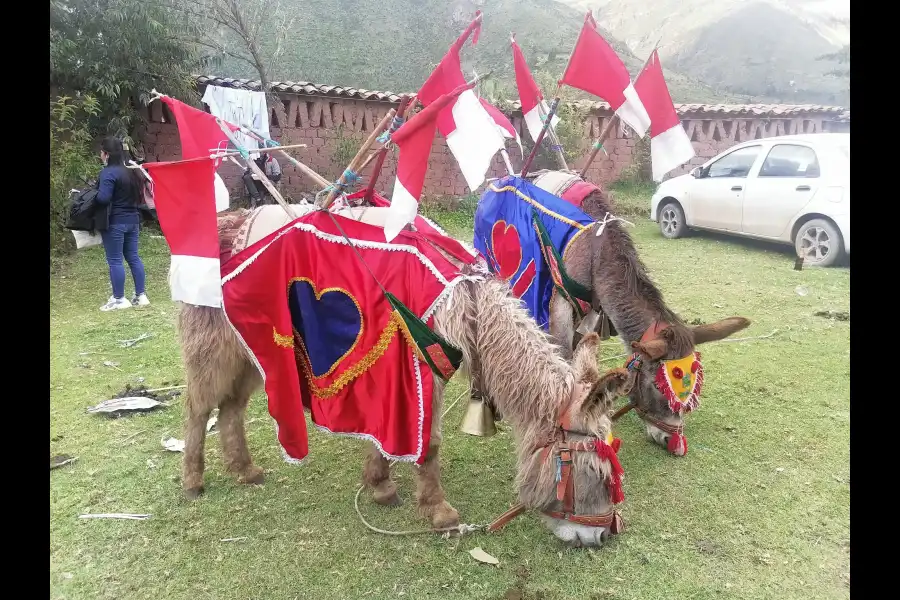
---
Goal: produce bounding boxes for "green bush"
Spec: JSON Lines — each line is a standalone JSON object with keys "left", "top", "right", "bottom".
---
{"left": 50, "top": 95, "right": 101, "bottom": 254}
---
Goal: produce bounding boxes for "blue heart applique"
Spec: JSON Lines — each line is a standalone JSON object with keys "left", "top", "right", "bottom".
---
{"left": 288, "top": 278, "right": 363, "bottom": 377}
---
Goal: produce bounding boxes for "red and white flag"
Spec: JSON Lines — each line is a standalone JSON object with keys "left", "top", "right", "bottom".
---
{"left": 144, "top": 158, "right": 222, "bottom": 307}
{"left": 511, "top": 36, "right": 559, "bottom": 142}
{"left": 385, "top": 83, "right": 475, "bottom": 242}
{"left": 417, "top": 11, "right": 507, "bottom": 190}
{"left": 160, "top": 94, "right": 235, "bottom": 211}
{"left": 559, "top": 12, "right": 651, "bottom": 138}
{"left": 634, "top": 50, "right": 696, "bottom": 181}
{"left": 480, "top": 97, "right": 522, "bottom": 157}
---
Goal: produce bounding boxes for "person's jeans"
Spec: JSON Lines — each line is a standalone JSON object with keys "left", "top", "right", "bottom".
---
{"left": 100, "top": 223, "right": 146, "bottom": 300}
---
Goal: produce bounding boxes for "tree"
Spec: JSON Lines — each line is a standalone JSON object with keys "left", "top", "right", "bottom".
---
{"left": 50, "top": 0, "right": 211, "bottom": 148}
{"left": 181, "top": 0, "right": 296, "bottom": 95}
{"left": 817, "top": 45, "right": 850, "bottom": 80}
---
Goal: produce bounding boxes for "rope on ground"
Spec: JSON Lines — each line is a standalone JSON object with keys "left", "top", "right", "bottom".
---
{"left": 356, "top": 385, "right": 483, "bottom": 536}
{"left": 353, "top": 486, "right": 483, "bottom": 537}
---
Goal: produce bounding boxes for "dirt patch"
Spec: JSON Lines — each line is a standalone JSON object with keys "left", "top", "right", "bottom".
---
{"left": 814, "top": 310, "right": 849, "bottom": 322}
{"left": 696, "top": 539, "right": 722, "bottom": 555}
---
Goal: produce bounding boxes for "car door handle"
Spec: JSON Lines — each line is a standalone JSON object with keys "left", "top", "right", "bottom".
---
{"left": 796, "top": 185, "right": 811, "bottom": 191}
{"left": 731, "top": 186, "right": 742, "bottom": 191}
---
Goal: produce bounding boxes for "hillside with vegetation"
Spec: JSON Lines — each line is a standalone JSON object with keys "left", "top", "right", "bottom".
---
{"left": 560, "top": 0, "right": 850, "bottom": 106}
{"left": 211, "top": 0, "right": 739, "bottom": 103}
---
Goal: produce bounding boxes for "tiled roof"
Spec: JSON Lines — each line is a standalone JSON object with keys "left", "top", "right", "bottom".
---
{"left": 194, "top": 75, "right": 848, "bottom": 117}
{"left": 195, "top": 75, "right": 404, "bottom": 103}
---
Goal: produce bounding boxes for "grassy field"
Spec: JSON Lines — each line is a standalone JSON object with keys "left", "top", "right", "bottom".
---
{"left": 50, "top": 192, "right": 849, "bottom": 600}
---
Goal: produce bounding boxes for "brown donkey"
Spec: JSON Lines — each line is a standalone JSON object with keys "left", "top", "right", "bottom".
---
{"left": 511, "top": 173, "right": 751, "bottom": 454}
{"left": 178, "top": 206, "right": 632, "bottom": 547}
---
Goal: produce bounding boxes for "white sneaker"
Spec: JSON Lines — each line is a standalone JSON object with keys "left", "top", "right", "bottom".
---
{"left": 100, "top": 296, "right": 132, "bottom": 312}
{"left": 132, "top": 293, "right": 151, "bottom": 307}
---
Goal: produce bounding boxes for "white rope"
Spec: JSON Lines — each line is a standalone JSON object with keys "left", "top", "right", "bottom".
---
{"left": 595, "top": 211, "right": 635, "bottom": 237}
{"left": 356, "top": 385, "right": 486, "bottom": 536}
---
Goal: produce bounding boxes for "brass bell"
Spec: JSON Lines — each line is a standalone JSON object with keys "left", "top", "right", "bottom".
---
{"left": 459, "top": 397, "right": 497, "bottom": 437}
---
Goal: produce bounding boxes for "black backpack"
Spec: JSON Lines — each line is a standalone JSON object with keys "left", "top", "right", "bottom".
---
{"left": 65, "top": 183, "right": 110, "bottom": 232}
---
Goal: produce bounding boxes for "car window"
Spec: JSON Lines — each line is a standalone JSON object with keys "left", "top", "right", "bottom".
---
{"left": 758, "top": 144, "right": 821, "bottom": 178}
{"left": 706, "top": 146, "right": 761, "bottom": 179}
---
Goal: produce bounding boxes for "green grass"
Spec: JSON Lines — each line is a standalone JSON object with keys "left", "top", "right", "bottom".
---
{"left": 50, "top": 210, "right": 849, "bottom": 599}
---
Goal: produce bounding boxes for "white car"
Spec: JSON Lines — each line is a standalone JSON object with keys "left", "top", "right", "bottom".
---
{"left": 650, "top": 133, "right": 850, "bottom": 267}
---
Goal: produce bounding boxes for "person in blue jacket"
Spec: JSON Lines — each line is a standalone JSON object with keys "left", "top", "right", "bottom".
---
{"left": 95, "top": 137, "right": 149, "bottom": 311}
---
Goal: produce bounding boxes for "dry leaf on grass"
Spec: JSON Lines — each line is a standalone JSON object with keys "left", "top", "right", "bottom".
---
{"left": 469, "top": 547, "right": 499, "bottom": 566}
{"left": 162, "top": 437, "right": 185, "bottom": 452}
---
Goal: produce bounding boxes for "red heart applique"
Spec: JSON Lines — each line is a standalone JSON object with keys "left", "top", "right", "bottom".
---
{"left": 491, "top": 221, "right": 522, "bottom": 280}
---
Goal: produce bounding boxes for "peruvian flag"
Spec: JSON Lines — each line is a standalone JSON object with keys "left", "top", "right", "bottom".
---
{"left": 634, "top": 50, "right": 696, "bottom": 181}
{"left": 159, "top": 95, "right": 239, "bottom": 160}
{"left": 159, "top": 94, "right": 235, "bottom": 211}
{"left": 384, "top": 82, "right": 475, "bottom": 242}
{"left": 144, "top": 158, "right": 222, "bottom": 307}
{"left": 417, "top": 11, "right": 507, "bottom": 190}
{"left": 480, "top": 97, "right": 522, "bottom": 157}
{"left": 511, "top": 35, "right": 560, "bottom": 142}
{"left": 559, "top": 12, "right": 651, "bottom": 138}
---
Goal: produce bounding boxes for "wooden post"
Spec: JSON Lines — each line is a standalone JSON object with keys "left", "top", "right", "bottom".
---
{"left": 216, "top": 118, "right": 297, "bottom": 219}
{"left": 579, "top": 38, "right": 662, "bottom": 179}
{"left": 320, "top": 108, "right": 397, "bottom": 209}
{"left": 364, "top": 95, "right": 415, "bottom": 204}
{"left": 237, "top": 124, "right": 331, "bottom": 189}
{"left": 519, "top": 88, "right": 562, "bottom": 176}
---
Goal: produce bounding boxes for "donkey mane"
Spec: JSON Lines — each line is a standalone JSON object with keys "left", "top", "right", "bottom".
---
{"left": 434, "top": 277, "right": 575, "bottom": 465}
{"left": 583, "top": 190, "right": 693, "bottom": 355}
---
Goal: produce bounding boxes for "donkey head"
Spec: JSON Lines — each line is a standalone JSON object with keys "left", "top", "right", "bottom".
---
{"left": 628, "top": 317, "right": 751, "bottom": 455}
{"left": 523, "top": 334, "right": 635, "bottom": 548}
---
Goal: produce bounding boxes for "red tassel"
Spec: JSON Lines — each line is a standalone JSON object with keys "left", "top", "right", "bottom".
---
{"left": 667, "top": 433, "right": 688, "bottom": 456}
{"left": 611, "top": 437, "right": 622, "bottom": 453}
{"left": 595, "top": 442, "right": 625, "bottom": 504}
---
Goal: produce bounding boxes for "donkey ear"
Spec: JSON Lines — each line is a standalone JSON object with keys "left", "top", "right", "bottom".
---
{"left": 631, "top": 338, "right": 667, "bottom": 361}
{"left": 584, "top": 367, "right": 633, "bottom": 413}
{"left": 573, "top": 332, "right": 601, "bottom": 384}
{"left": 691, "top": 317, "right": 751, "bottom": 345}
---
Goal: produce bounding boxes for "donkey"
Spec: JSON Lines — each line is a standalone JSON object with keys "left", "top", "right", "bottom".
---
{"left": 177, "top": 205, "right": 632, "bottom": 547}
{"left": 476, "top": 173, "right": 752, "bottom": 455}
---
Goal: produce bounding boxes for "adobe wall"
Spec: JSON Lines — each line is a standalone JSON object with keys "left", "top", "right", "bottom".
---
{"left": 140, "top": 91, "right": 847, "bottom": 203}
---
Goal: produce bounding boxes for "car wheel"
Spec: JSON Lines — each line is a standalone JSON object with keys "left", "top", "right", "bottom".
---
{"left": 794, "top": 218, "right": 844, "bottom": 267}
{"left": 659, "top": 201, "right": 687, "bottom": 239}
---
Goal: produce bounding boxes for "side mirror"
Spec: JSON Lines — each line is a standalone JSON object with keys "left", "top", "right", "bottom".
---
{"left": 690, "top": 166, "right": 703, "bottom": 178}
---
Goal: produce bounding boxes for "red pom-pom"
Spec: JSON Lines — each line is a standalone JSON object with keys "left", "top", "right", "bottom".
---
{"left": 611, "top": 437, "right": 622, "bottom": 453}
{"left": 691, "top": 360, "right": 700, "bottom": 373}
{"left": 672, "top": 366, "right": 683, "bottom": 379}
{"left": 667, "top": 433, "right": 688, "bottom": 456}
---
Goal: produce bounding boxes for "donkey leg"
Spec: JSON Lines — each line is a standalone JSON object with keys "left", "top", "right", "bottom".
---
{"left": 182, "top": 387, "right": 214, "bottom": 500}
{"left": 549, "top": 294, "right": 576, "bottom": 359}
{"left": 415, "top": 443, "right": 460, "bottom": 529}
{"left": 362, "top": 444, "right": 401, "bottom": 506}
{"left": 218, "top": 367, "right": 265, "bottom": 485}
{"left": 415, "top": 380, "right": 459, "bottom": 529}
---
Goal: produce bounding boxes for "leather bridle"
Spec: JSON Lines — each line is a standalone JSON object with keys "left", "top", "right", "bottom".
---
{"left": 486, "top": 394, "right": 625, "bottom": 535}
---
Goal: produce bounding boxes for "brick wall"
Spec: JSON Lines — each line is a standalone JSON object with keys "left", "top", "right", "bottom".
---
{"left": 140, "top": 88, "right": 848, "bottom": 203}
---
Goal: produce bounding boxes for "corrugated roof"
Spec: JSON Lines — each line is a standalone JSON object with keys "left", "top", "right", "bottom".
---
{"left": 194, "top": 75, "right": 847, "bottom": 117}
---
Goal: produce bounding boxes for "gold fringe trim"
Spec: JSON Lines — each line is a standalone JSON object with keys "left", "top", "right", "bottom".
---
{"left": 294, "top": 311, "right": 404, "bottom": 399}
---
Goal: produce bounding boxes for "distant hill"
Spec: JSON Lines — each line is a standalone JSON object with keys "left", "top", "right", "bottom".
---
{"left": 213, "top": 0, "right": 738, "bottom": 104}
{"left": 557, "top": 0, "right": 850, "bottom": 105}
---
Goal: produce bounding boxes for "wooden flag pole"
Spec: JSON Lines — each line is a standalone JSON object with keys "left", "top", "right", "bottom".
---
{"left": 320, "top": 108, "right": 397, "bottom": 209}
{"left": 578, "top": 37, "right": 661, "bottom": 178}
{"left": 363, "top": 94, "right": 415, "bottom": 204}
{"left": 238, "top": 125, "right": 331, "bottom": 189}
{"left": 215, "top": 118, "right": 297, "bottom": 219}
{"left": 511, "top": 32, "right": 568, "bottom": 173}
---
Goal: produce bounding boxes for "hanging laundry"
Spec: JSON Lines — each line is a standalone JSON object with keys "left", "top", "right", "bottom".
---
{"left": 201, "top": 85, "right": 271, "bottom": 155}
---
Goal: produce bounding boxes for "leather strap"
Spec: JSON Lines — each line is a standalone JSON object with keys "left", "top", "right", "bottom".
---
{"left": 486, "top": 503, "right": 527, "bottom": 533}
{"left": 542, "top": 509, "right": 625, "bottom": 534}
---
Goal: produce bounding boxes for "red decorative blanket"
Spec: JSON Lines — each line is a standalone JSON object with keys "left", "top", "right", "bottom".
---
{"left": 221, "top": 211, "right": 472, "bottom": 464}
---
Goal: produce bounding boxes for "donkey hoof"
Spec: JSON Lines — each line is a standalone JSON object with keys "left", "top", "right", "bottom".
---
{"left": 429, "top": 502, "right": 460, "bottom": 530}
{"left": 184, "top": 486, "right": 205, "bottom": 500}
{"left": 372, "top": 481, "right": 402, "bottom": 507}
{"left": 238, "top": 466, "right": 265, "bottom": 486}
